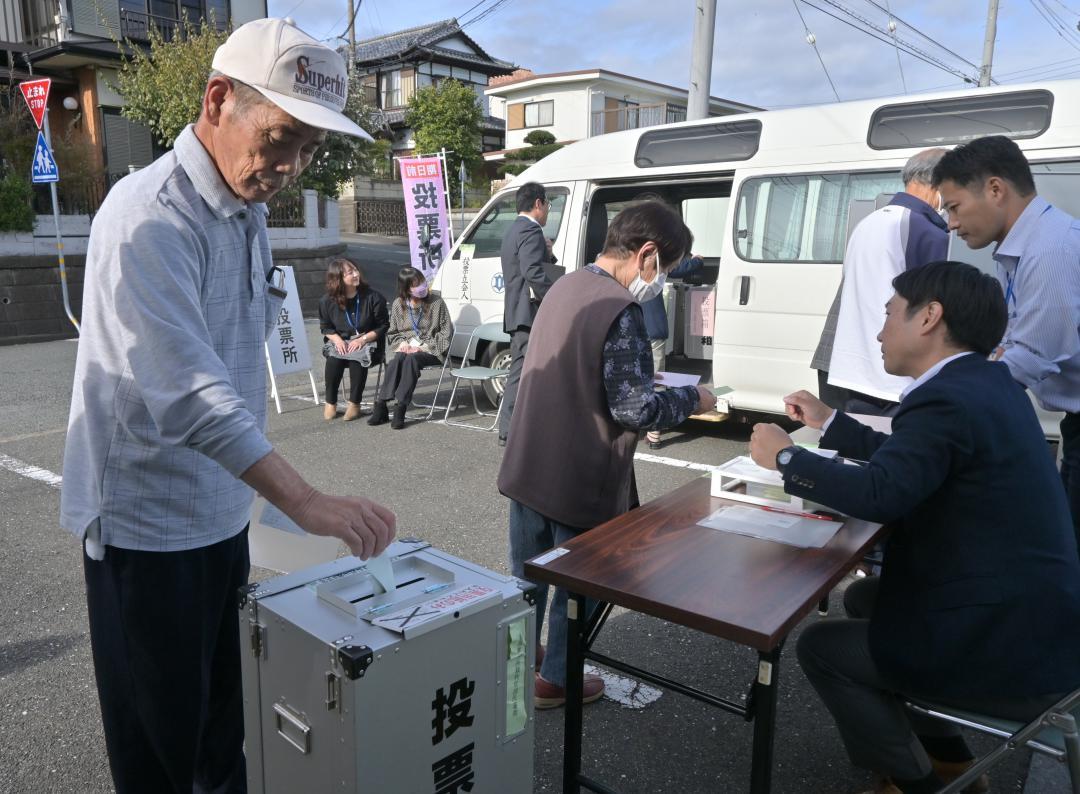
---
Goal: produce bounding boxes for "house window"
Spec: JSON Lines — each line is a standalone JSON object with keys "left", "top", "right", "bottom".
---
{"left": 379, "top": 69, "right": 415, "bottom": 108}
{"left": 525, "top": 100, "right": 553, "bottom": 127}
{"left": 380, "top": 71, "right": 401, "bottom": 108}
{"left": 524, "top": 100, "right": 553, "bottom": 128}
{"left": 118, "top": 0, "right": 230, "bottom": 38}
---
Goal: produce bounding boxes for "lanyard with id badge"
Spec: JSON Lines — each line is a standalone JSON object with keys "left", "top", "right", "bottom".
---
{"left": 407, "top": 303, "right": 424, "bottom": 349}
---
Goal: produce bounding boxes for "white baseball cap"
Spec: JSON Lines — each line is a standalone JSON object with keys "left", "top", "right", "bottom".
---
{"left": 212, "top": 17, "right": 373, "bottom": 140}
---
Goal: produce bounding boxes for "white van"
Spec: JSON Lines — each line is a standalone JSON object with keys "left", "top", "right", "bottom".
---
{"left": 433, "top": 79, "right": 1080, "bottom": 426}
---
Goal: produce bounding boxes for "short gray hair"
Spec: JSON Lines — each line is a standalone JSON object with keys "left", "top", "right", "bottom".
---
{"left": 901, "top": 148, "right": 947, "bottom": 187}
{"left": 207, "top": 70, "right": 274, "bottom": 116}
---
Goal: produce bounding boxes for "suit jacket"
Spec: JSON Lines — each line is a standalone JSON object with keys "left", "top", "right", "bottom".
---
{"left": 501, "top": 214, "right": 554, "bottom": 333}
{"left": 785, "top": 354, "right": 1080, "bottom": 699}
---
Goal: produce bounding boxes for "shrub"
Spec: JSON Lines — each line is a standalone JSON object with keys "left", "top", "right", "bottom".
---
{"left": 523, "top": 130, "right": 556, "bottom": 146}
{"left": 0, "top": 174, "right": 34, "bottom": 233}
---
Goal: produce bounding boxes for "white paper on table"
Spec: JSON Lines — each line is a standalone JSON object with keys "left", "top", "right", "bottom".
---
{"left": 697, "top": 505, "right": 843, "bottom": 548}
{"left": 718, "top": 456, "right": 786, "bottom": 487}
{"left": 654, "top": 371, "right": 701, "bottom": 388}
{"left": 366, "top": 551, "right": 396, "bottom": 594}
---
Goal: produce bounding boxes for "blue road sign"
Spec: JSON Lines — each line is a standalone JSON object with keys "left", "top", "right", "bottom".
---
{"left": 31, "top": 131, "right": 59, "bottom": 184}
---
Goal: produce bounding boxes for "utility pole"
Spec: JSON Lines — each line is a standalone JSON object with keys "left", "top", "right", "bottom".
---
{"left": 978, "top": 0, "right": 999, "bottom": 87}
{"left": 687, "top": 0, "right": 716, "bottom": 121}
{"left": 347, "top": 0, "right": 359, "bottom": 74}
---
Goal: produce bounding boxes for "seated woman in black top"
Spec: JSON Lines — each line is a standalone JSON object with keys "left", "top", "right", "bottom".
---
{"left": 369, "top": 266, "right": 453, "bottom": 429}
{"left": 318, "top": 258, "right": 389, "bottom": 421}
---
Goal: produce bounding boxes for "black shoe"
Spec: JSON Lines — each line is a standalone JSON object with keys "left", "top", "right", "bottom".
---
{"left": 498, "top": 435, "right": 506, "bottom": 447}
{"left": 367, "top": 400, "right": 389, "bottom": 426}
{"left": 390, "top": 402, "right": 407, "bottom": 429}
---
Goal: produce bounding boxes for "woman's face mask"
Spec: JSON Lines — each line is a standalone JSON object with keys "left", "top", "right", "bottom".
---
{"left": 627, "top": 250, "right": 666, "bottom": 304}
{"left": 410, "top": 281, "right": 429, "bottom": 299}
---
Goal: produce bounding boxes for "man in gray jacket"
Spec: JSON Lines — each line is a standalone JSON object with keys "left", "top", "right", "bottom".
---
{"left": 61, "top": 19, "right": 394, "bottom": 793}
{"left": 499, "top": 181, "right": 555, "bottom": 445}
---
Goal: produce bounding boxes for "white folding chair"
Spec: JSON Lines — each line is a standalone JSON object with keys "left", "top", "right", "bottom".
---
{"left": 443, "top": 322, "right": 512, "bottom": 432}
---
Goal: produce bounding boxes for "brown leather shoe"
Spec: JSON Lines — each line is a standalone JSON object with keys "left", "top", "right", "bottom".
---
{"left": 343, "top": 402, "right": 361, "bottom": 421}
{"left": 929, "top": 758, "right": 990, "bottom": 793}
{"left": 323, "top": 402, "right": 337, "bottom": 421}
{"left": 534, "top": 673, "right": 604, "bottom": 709}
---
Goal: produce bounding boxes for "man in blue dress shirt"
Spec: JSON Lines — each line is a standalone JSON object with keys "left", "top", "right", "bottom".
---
{"left": 935, "top": 135, "right": 1080, "bottom": 555}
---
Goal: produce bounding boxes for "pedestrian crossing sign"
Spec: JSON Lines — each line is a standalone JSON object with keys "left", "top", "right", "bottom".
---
{"left": 31, "top": 131, "right": 59, "bottom": 184}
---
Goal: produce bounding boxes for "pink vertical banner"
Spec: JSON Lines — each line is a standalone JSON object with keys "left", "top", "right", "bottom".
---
{"left": 400, "top": 156, "right": 451, "bottom": 282}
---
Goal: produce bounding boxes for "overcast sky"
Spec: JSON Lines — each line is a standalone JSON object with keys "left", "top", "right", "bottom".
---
{"left": 267, "top": 0, "right": 1080, "bottom": 109}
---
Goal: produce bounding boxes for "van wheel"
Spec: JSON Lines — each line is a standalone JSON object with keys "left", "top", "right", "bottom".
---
{"left": 480, "top": 343, "right": 512, "bottom": 408}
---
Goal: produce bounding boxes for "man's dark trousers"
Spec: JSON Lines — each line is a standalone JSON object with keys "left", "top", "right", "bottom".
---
{"left": 1062, "top": 412, "right": 1080, "bottom": 557}
{"left": 499, "top": 328, "right": 529, "bottom": 439}
{"left": 84, "top": 528, "right": 250, "bottom": 794}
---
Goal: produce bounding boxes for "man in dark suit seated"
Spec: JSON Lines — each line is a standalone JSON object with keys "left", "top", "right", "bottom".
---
{"left": 749, "top": 261, "right": 1080, "bottom": 794}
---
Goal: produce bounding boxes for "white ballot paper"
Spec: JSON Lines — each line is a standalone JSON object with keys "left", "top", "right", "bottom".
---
{"left": 698, "top": 505, "right": 843, "bottom": 548}
{"left": 366, "top": 551, "right": 396, "bottom": 594}
{"left": 654, "top": 371, "right": 701, "bottom": 388}
{"left": 248, "top": 497, "right": 342, "bottom": 573}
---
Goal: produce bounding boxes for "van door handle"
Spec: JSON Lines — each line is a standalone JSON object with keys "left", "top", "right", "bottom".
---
{"left": 738, "top": 276, "right": 751, "bottom": 306}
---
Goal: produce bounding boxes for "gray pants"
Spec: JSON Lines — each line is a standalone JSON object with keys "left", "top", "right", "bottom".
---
{"left": 499, "top": 328, "right": 530, "bottom": 438}
{"left": 797, "top": 576, "right": 1059, "bottom": 780}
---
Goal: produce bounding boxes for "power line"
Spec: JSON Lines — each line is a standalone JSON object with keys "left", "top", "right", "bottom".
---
{"left": 858, "top": 0, "right": 981, "bottom": 70}
{"left": 791, "top": 0, "right": 842, "bottom": 100}
{"left": 1029, "top": 0, "right": 1080, "bottom": 50}
{"left": 881, "top": 0, "right": 907, "bottom": 92}
{"left": 799, "top": 0, "right": 978, "bottom": 83}
{"left": 460, "top": 0, "right": 516, "bottom": 29}
{"left": 812, "top": 0, "right": 982, "bottom": 81}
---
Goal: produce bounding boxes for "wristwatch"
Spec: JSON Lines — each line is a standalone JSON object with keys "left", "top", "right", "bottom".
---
{"left": 775, "top": 445, "right": 800, "bottom": 474}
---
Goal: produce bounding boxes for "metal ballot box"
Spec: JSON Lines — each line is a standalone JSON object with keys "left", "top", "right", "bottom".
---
{"left": 239, "top": 540, "right": 536, "bottom": 794}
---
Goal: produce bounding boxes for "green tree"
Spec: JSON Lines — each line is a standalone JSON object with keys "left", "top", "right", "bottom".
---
{"left": 115, "top": 20, "right": 376, "bottom": 198}
{"left": 0, "top": 90, "right": 36, "bottom": 231}
{"left": 405, "top": 79, "right": 483, "bottom": 194}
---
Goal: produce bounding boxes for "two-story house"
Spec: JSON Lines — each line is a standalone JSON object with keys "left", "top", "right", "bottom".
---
{"left": 484, "top": 69, "right": 759, "bottom": 161}
{"left": 351, "top": 18, "right": 515, "bottom": 158}
{"left": 1, "top": 0, "right": 263, "bottom": 188}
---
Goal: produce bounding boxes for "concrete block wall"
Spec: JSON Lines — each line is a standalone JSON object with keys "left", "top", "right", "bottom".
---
{"left": 0, "top": 215, "right": 92, "bottom": 257}
{"left": 0, "top": 255, "right": 85, "bottom": 344}
{"left": 0, "top": 244, "right": 346, "bottom": 346}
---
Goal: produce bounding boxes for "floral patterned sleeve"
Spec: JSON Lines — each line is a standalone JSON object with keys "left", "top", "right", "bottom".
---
{"left": 602, "top": 302, "right": 700, "bottom": 430}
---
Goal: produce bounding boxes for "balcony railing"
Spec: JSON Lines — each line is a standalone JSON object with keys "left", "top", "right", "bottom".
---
{"left": 119, "top": 8, "right": 226, "bottom": 42}
{"left": 590, "top": 102, "right": 687, "bottom": 137}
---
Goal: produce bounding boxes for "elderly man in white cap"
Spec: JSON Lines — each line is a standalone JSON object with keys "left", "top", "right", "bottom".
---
{"left": 60, "top": 19, "right": 390, "bottom": 793}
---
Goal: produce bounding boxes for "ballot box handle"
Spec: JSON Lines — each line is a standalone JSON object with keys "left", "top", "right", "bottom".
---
{"left": 273, "top": 702, "right": 311, "bottom": 754}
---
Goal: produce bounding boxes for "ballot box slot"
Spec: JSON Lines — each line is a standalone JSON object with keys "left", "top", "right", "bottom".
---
{"left": 347, "top": 576, "right": 425, "bottom": 604}
{"left": 316, "top": 556, "right": 455, "bottom": 618}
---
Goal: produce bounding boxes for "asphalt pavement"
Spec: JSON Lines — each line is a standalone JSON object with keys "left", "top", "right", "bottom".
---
{"left": 0, "top": 237, "right": 1054, "bottom": 793}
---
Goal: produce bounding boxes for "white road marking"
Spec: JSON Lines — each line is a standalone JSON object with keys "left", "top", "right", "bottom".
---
{"left": 0, "top": 426, "right": 67, "bottom": 444}
{"left": 585, "top": 664, "right": 663, "bottom": 709}
{"left": 633, "top": 451, "right": 719, "bottom": 472}
{"left": 0, "top": 453, "right": 62, "bottom": 489}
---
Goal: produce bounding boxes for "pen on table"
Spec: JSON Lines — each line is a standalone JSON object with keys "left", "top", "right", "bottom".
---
{"left": 758, "top": 504, "right": 840, "bottom": 522}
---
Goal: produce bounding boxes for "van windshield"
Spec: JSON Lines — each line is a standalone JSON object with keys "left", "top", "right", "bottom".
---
{"left": 457, "top": 188, "right": 568, "bottom": 258}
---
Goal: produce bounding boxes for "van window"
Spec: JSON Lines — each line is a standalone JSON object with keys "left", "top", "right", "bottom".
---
{"left": 735, "top": 171, "right": 903, "bottom": 263}
{"left": 634, "top": 120, "right": 761, "bottom": 168}
{"left": 457, "top": 187, "right": 568, "bottom": 258}
{"left": 868, "top": 90, "right": 1053, "bottom": 149}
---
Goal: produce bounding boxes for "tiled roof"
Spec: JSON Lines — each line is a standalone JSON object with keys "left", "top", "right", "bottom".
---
{"left": 353, "top": 18, "right": 512, "bottom": 72}
{"left": 376, "top": 109, "right": 505, "bottom": 134}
